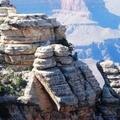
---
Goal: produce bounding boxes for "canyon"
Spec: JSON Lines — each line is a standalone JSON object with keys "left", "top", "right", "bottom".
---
{"left": 0, "top": 0, "right": 120, "bottom": 120}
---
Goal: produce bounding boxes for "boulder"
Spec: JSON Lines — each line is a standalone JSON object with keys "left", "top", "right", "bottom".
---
{"left": 35, "top": 45, "right": 54, "bottom": 59}
{"left": 53, "top": 44, "right": 70, "bottom": 56}
{"left": 33, "top": 58, "right": 56, "bottom": 70}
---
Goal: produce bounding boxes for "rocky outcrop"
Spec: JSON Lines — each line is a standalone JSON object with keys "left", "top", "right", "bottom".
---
{"left": 32, "top": 44, "right": 101, "bottom": 119}
{"left": 0, "top": 13, "right": 66, "bottom": 66}
{"left": 97, "top": 60, "right": 120, "bottom": 120}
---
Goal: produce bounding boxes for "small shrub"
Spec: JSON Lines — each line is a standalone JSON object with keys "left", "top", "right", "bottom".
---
{"left": 0, "top": 66, "right": 27, "bottom": 97}
{"left": 0, "top": 19, "right": 4, "bottom": 25}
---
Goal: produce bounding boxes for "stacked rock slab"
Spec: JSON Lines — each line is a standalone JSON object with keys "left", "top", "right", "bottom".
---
{"left": 33, "top": 44, "right": 101, "bottom": 119}
{"left": 97, "top": 60, "right": 120, "bottom": 120}
{"left": 0, "top": 13, "right": 66, "bottom": 66}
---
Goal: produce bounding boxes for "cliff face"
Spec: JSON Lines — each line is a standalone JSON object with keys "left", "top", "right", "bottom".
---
{"left": 0, "top": 13, "right": 66, "bottom": 66}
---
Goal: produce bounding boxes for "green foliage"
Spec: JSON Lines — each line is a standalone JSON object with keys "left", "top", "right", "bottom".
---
{"left": 26, "top": 66, "right": 33, "bottom": 71}
{"left": 0, "top": 66, "right": 27, "bottom": 96}
{"left": 0, "top": 19, "right": 4, "bottom": 25}
{"left": 9, "top": 16, "right": 14, "bottom": 19}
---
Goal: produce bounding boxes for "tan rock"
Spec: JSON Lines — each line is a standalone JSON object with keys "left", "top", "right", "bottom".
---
{"left": 54, "top": 25, "right": 66, "bottom": 40}
{"left": 33, "top": 67, "right": 78, "bottom": 110}
{"left": 34, "top": 76, "right": 55, "bottom": 112}
{"left": 5, "top": 54, "right": 35, "bottom": 65}
{"left": 35, "top": 46, "right": 54, "bottom": 59}
{"left": 4, "top": 43, "right": 40, "bottom": 55}
{"left": 76, "top": 60, "right": 101, "bottom": 97}
{"left": 0, "top": 28, "right": 55, "bottom": 43}
{"left": 33, "top": 58, "right": 56, "bottom": 70}
{"left": 0, "top": 7, "right": 7, "bottom": 14}
{"left": 33, "top": 44, "right": 101, "bottom": 111}
{"left": 53, "top": 44, "right": 70, "bottom": 56}
{"left": 7, "top": 7, "right": 17, "bottom": 14}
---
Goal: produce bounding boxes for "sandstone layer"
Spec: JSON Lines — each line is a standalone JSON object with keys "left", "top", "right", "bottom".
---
{"left": 0, "top": 13, "right": 66, "bottom": 66}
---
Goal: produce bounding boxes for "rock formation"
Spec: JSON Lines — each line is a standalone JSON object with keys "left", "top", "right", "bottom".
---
{"left": 0, "top": 1, "right": 102, "bottom": 119}
{"left": 32, "top": 44, "right": 101, "bottom": 119}
{"left": 0, "top": 13, "right": 66, "bottom": 66}
{"left": 97, "top": 60, "right": 120, "bottom": 120}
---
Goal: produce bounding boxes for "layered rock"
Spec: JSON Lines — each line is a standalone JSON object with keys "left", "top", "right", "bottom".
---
{"left": 97, "top": 60, "right": 120, "bottom": 120}
{"left": 0, "top": 13, "right": 66, "bottom": 66}
{"left": 0, "top": 2, "right": 103, "bottom": 119}
{"left": 33, "top": 44, "right": 101, "bottom": 119}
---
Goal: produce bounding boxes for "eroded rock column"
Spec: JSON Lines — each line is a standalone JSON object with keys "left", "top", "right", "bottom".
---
{"left": 97, "top": 60, "right": 120, "bottom": 120}
{"left": 33, "top": 44, "right": 102, "bottom": 120}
